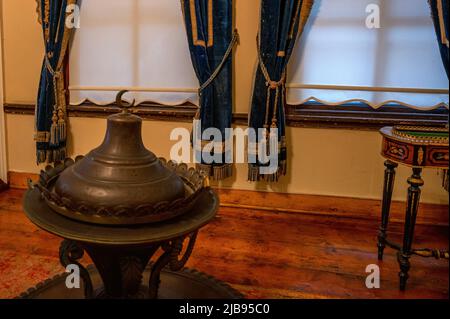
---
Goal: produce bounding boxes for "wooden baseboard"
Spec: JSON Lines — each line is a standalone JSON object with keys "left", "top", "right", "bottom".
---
{"left": 7, "top": 171, "right": 38, "bottom": 190}
{"left": 216, "top": 189, "right": 448, "bottom": 227}
{"left": 7, "top": 171, "right": 448, "bottom": 226}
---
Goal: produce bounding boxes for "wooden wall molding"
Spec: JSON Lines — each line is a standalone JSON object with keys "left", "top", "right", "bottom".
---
{"left": 8, "top": 171, "right": 448, "bottom": 226}
{"left": 4, "top": 103, "right": 448, "bottom": 130}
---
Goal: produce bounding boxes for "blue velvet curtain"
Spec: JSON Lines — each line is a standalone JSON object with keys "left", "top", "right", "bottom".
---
{"left": 181, "top": 0, "right": 237, "bottom": 180}
{"left": 35, "top": 0, "right": 77, "bottom": 164}
{"left": 429, "top": 0, "right": 449, "bottom": 78}
{"left": 429, "top": 0, "right": 449, "bottom": 191}
{"left": 248, "top": 0, "right": 314, "bottom": 182}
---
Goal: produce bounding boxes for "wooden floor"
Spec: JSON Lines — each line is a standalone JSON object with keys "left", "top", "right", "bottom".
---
{"left": 0, "top": 188, "right": 448, "bottom": 299}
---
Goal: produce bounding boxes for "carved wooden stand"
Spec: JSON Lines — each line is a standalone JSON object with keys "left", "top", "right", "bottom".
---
{"left": 22, "top": 184, "right": 242, "bottom": 299}
{"left": 59, "top": 232, "right": 197, "bottom": 299}
{"left": 378, "top": 126, "right": 449, "bottom": 291}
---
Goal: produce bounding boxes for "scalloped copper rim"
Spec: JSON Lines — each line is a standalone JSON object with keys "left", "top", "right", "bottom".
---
{"left": 36, "top": 157, "right": 209, "bottom": 226}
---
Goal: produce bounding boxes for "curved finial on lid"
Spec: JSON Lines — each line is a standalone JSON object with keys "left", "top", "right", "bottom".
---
{"left": 115, "top": 90, "right": 135, "bottom": 113}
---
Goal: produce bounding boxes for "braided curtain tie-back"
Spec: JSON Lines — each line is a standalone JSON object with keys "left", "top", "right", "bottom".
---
{"left": 194, "top": 30, "right": 239, "bottom": 119}
{"left": 198, "top": 29, "right": 239, "bottom": 93}
{"left": 256, "top": 36, "right": 286, "bottom": 131}
{"left": 44, "top": 55, "right": 66, "bottom": 145}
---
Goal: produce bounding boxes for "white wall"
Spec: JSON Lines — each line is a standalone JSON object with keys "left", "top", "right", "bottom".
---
{"left": 1, "top": 0, "right": 449, "bottom": 204}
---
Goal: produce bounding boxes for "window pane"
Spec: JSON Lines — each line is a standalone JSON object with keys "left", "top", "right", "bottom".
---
{"left": 69, "top": 0, "right": 199, "bottom": 106}
{"left": 287, "top": 0, "right": 449, "bottom": 110}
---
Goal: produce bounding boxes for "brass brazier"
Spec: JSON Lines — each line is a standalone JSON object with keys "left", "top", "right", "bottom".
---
{"left": 22, "top": 91, "right": 241, "bottom": 299}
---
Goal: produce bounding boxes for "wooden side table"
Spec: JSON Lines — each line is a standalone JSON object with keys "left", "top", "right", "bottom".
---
{"left": 378, "top": 126, "right": 449, "bottom": 291}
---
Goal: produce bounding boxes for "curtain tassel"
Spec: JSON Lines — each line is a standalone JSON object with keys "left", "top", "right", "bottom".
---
{"left": 49, "top": 109, "right": 59, "bottom": 146}
{"left": 58, "top": 120, "right": 66, "bottom": 143}
{"left": 57, "top": 108, "right": 66, "bottom": 142}
{"left": 53, "top": 149, "right": 60, "bottom": 163}
{"left": 263, "top": 172, "right": 279, "bottom": 183}
{"left": 269, "top": 121, "right": 278, "bottom": 153}
{"left": 248, "top": 164, "right": 260, "bottom": 182}
{"left": 59, "top": 147, "right": 67, "bottom": 162}
{"left": 195, "top": 163, "right": 233, "bottom": 181}
{"left": 196, "top": 163, "right": 213, "bottom": 178}
{"left": 279, "top": 160, "right": 287, "bottom": 176}
{"left": 52, "top": 147, "right": 66, "bottom": 163}
{"left": 36, "top": 147, "right": 66, "bottom": 164}
{"left": 248, "top": 165, "right": 286, "bottom": 183}
{"left": 46, "top": 149, "right": 53, "bottom": 164}
{"left": 212, "top": 164, "right": 233, "bottom": 181}
{"left": 263, "top": 162, "right": 282, "bottom": 182}
{"left": 36, "top": 150, "right": 47, "bottom": 164}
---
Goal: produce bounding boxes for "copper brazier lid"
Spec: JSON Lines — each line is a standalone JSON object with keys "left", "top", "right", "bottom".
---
{"left": 38, "top": 92, "right": 208, "bottom": 225}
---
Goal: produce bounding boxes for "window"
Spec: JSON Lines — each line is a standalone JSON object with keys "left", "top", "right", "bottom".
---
{"left": 23, "top": 0, "right": 443, "bottom": 127}
{"left": 69, "top": 0, "right": 199, "bottom": 107}
{"left": 287, "top": 0, "right": 449, "bottom": 112}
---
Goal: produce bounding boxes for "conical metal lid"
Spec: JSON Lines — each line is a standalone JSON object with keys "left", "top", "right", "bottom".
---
{"left": 53, "top": 91, "right": 186, "bottom": 224}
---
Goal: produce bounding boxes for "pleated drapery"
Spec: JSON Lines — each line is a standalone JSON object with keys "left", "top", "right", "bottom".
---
{"left": 181, "top": 0, "right": 237, "bottom": 180}
{"left": 35, "top": 0, "right": 78, "bottom": 164}
{"left": 248, "top": 0, "right": 314, "bottom": 182}
{"left": 429, "top": 0, "right": 449, "bottom": 191}
{"left": 429, "top": 0, "right": 449, "bottom": 77}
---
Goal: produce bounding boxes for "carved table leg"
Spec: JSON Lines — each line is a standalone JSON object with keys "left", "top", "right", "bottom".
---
{"left": 59, "top": 232, "right": 198, "bottom": 299}
{"left": 148, "top": 248, "right": 172, "bottom": 299}
{"left": 83, "top": 244, "right": 158, "bottom": 299}
{"left": 398, "top": 168, "right": 423, "bottom": 291}
{"left": 59, "top": 240, "right": 94, "bottom": 299}
{"left": 378, "top": 160, "right": 398, "bottom": 260}
{"left": 148, "top": 232, "right": 198, "bottom": 299}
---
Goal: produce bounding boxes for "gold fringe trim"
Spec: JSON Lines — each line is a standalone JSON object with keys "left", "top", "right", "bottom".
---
{"left": 35, "top": 0, "right": 42, "bottom": 25}
{"left": 437, "top": 0, "right": 449, "bottom": 47}
{"left": 37, "top": 150, "right": 47, "bottom": 165}
{"left": 50, "top": 110, "right": 58, "bottom": 146}
{"left": 248, "top": 164, "right": 261, "bottom": 182}
{"left": 247, "top": 161, "right": 287, "bottom": 183}
{"left": 196, "top": 163, "right": 233, "bottom": 181}
{"left": 36, "top": 147, "right": 66, "bottom": 165}
{"left": 297, "top": 0, "right": 315, "bottom": 38}
{"left": 290, "top": 0, "right": 315, "bottom": 39}
{"left": 279, "top": 160, "right": 287, "bottom": 176}
{"left": 212, "top": 164, "right": 233, "bottom": 181}
{"left": 58, "top": 0, "right": 77, "bottom": 69}
{"left": 196, "top": 163, "right": 213, "bottom": 177}
{"left": 34, "top": 131, "right": 50, "bottom": 143}
{"left": 43, "top": 0, "right": 50, "bottom": 42}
